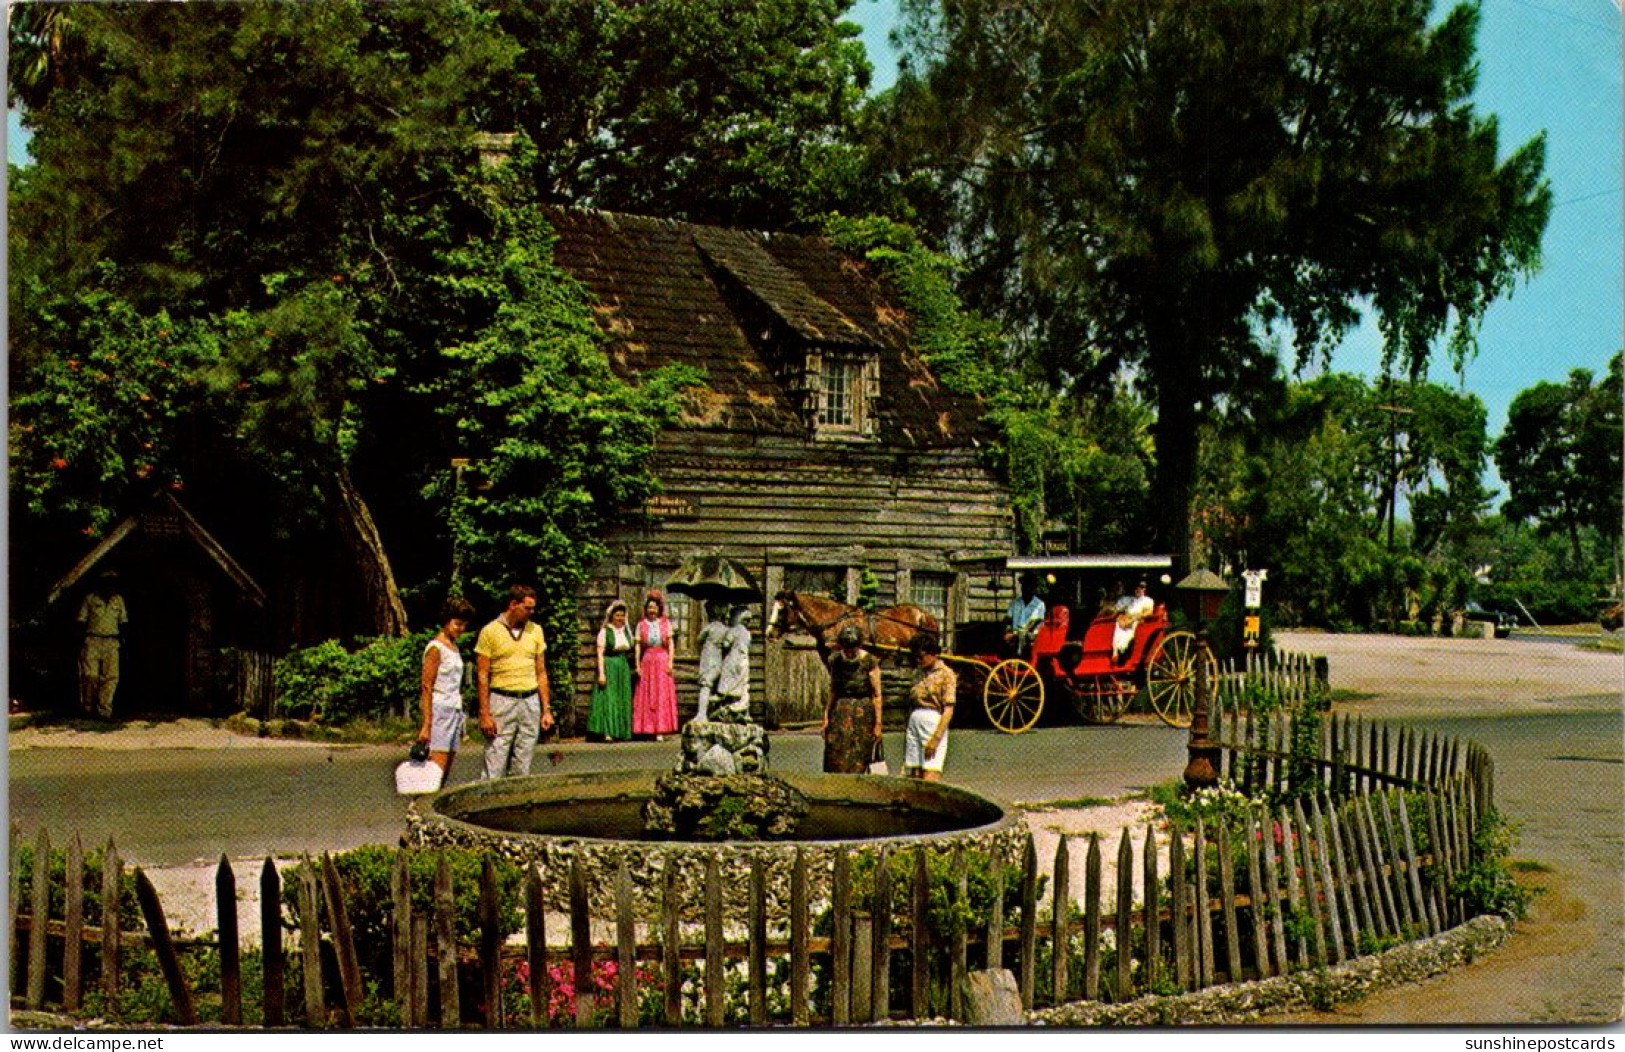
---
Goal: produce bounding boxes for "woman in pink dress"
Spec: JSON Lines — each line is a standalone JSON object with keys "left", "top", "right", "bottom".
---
{"left": 632, "top": 591, "right": 679, "bottom": 738}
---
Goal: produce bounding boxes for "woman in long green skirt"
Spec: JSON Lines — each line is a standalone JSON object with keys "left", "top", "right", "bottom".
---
{"left": 588, "top": 600, "right": 635, "bottom": 740}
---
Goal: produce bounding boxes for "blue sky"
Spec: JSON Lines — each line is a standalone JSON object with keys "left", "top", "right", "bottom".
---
{"left": 8, "top": 1, "right": 1620, "bottom": 502}
{"left": 851, "top": 0, "right": 1624, "bottom": 501}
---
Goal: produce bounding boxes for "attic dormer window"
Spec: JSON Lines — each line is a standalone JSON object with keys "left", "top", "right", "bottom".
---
{"left": 814, "top": 352, "right": 879, "bottom": 436}
{"left": 822, "top": 358, "right": 857, "bottom": 428}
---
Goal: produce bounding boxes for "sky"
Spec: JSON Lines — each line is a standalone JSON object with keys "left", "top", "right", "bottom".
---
{"left": 7, "top": 0, "right": 1621, "bottom": 503}
{"left": 850, "top": 0, "right": 1624, "bottom": 502}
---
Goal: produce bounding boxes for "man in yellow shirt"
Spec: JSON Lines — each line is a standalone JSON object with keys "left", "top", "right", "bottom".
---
{"left": 475, "top": 584, "right": 554, "bottom": 779}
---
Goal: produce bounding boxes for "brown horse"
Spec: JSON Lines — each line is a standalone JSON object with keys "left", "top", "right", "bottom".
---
{"left": 766, "top": 590, "right": 940, "bottom": 661}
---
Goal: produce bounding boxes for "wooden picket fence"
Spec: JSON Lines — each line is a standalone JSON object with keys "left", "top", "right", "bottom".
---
{"left": 11, "top": 720, "right": 1496, "bottom": 1028}
{"left": 1215, "top": 650, "right": 1330, "bottom": 715}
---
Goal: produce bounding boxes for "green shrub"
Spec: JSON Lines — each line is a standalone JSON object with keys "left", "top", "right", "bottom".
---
{"left": 1452, "top": 808, "right": 1537, "bottom": 920}
{"left": 283, "top": 845, "right": 526, "bottom": 985}
{"left": 13, "top": 840, "right": 141, "bottom": 932}
{"left": 273, "top": 631, "right": 438, "bottom": 722}
{"left": 810, "top": 847, "right": 1031, "bottom": 1017}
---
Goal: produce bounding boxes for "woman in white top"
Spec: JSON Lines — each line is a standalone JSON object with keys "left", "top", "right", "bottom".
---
{"left": 417, "top": 597, "right": 476, "bottom": 775}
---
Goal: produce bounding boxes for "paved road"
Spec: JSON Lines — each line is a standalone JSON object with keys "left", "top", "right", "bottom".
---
{"left": 8, "top": 631, "right": 1622, "bottom": 1022}
{"left": 7, "top": 722, "right": 1193, "bottom": 866}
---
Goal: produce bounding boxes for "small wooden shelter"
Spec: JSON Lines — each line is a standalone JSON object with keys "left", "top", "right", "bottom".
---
{"left": 42, "top": 491, "right": 272, "bottom": 716}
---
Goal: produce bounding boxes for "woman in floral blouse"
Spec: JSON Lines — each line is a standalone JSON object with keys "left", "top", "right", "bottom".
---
{"left": 905, "top": 634, "right": 957, "bottom": 781}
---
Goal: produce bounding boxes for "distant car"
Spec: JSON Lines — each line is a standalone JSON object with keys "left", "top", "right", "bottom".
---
{"left": 1464, "top": 601, "right": 1517, "bottom": 638}
{"left": 1602, "top": 602, "right": 1623, "bottom": 633}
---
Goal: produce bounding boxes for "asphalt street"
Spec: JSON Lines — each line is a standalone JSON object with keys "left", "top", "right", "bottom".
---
{"left": 6, "top": 722, "right": 1193, "bottom": 866}
{"left": 7, "top": 630, "right": 1622, "bottom": 1022}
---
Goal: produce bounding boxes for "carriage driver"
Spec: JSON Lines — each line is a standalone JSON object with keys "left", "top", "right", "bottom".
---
{"left": 1004, "top": 571, "right": 1047, "bottom": 655}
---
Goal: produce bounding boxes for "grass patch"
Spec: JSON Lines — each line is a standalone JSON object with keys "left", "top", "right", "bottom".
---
{"left": 1579, "top": 635, "right": 1623, "bottom": 653}
{"left": 1021, "top": 795, "right": 1120, "bottom": 810}
{"left": 1508, "top": 859, "right": 1554, "bottom": 874}
{"left": 1329, "top": 688, "right": 1379, "bottom": 703}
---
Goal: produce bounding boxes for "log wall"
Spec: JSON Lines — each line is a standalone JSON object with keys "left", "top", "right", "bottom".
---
{"left": 569, "top": 431, "right": 1014, "bottom": 732}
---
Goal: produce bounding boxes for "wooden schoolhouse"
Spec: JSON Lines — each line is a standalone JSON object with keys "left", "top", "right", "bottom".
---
{"left": 544, "top": 208, "right": 1016, "bottom": 729}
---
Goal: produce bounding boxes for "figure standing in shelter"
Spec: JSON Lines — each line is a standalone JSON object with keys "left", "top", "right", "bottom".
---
{"left": 1004, "top": 571, "right": 1047, "bottom": 655}
{"left": 632, "top": 591, "right": 679, "bottom": 739}
{"left": 77, "top": 571, "right": 126, "bottom": 719}
{"left": 476, "top": 584, "right": 554, "bottom": 779}
{"left": 904, "top": 634, "right": 957, "bottom": 781}
{"left": 1112, "top": 580, "right": 1155, "bottom": 663}
{"left": 417, "top": 597, "right": 475, "bottom": 777}
{"left": 587, "top": 600, "right": 635, "bottom": 741}
{"left": 822, "top": 625, "right": 883, "bottom": 773}
{"left": 694, "top": 601, "right": 730, "bottom": 723}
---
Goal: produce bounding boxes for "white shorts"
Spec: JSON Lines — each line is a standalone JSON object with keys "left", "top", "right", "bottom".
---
{"left": 429, "top": 705, "right": 466, "bottom": 753}
{"left": 904, "top": 708, "right": 947, "bottom": 772}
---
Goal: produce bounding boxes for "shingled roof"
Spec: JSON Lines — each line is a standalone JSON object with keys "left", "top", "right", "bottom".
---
{"left": 543, "top": 207, "right": 988, "bottom": 448}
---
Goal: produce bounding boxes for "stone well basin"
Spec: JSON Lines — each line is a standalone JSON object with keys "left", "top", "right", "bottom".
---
{"left": 405, "top": 770, "right": 1026, "bottom": 919}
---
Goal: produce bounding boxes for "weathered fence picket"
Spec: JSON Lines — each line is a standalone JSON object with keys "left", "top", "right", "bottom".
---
{"left": 134, "top": 867, "right": 197, "bottom": 1026}
{"left": 871, "top": 847, "right": 893, "bottom": 1023}
{"left": 1115, "top": 830, "right": 1134, "bottom": 999}
{"left": 617, "top": 860, "right": 638, "bottom": 1029}
{"left": 951, "top": 844, "right": 969, "bottom": 1020}
{"left": 1216, "top": 816, "right": 1242, "bottom": 981}
{"left": 1054, "top": 834, "right": 1073, "bottom": 1003}
{"left": 1244, "top": 813, "right": 1273, "bottom": 979}
{"left": 298, "top": 858, "right": 325, "bottom": 1027}
{"left": 216, "top": 855, "right": 241, "bottom": 1025}
{"left": 62, "top": 835, "right": 85, "bottom": 1013}
{"left": 27, "top": 828, "right": 49, "bottom": 1010}
{"left": 261, "top": 857, "right": 284, "bottom": 1027}
{"left": 1169, "top": 825, "right": 1191, "bottom": 992}
{"left": 527, "top": 863, "right": 549, "bottom": 1029}
{"left": 1141, "top": 825, "right": 1161, "bottom": 991}
{"left": 791, "top": 848, "right": 811, "bottom": 1026}
{"left": 831, "top": 848, "right": 852, "bottom": 1025}
{"left": 1018, "top": 837, "right": 1038, "bottom": 1008}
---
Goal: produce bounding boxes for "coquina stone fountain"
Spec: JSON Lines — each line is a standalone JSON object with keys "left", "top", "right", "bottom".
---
{"left": 406, "top": 674, "right": 1023, "bottom": 918}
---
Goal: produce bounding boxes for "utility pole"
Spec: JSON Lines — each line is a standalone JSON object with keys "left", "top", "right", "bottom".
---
{"left": 1374, "top": 397, "right": 1416, "bottom": 552}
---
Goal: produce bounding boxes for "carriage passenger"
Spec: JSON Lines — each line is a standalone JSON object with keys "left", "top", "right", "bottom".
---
{"left": 1112, "top": 580, "right": 1155, "bottom": 663}
{"left": 1004, "top": 572, "right": 1047, "bottom": 655}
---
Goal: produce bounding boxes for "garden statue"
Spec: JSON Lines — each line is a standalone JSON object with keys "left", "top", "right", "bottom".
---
{"left": 647, "top": 600, "right": 805, "bottom": 837}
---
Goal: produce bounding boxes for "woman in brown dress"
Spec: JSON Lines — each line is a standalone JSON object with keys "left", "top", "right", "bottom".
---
{"left": 821, "top": 625, "right": 883, "bottom": 773}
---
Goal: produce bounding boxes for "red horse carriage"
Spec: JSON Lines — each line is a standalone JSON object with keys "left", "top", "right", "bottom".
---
{"left": 766, "top": 554, "right": 1215, "bottom": 733}
{"left": 949, "top": 556, "right": 1217, "bottom": 732}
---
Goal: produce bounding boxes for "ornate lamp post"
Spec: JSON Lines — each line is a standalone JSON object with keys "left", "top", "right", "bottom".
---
{"left": 1182, "top": 631, "right": 1221, "bottom": 791}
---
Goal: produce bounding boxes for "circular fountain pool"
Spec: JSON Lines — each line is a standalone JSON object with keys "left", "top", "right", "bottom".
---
{"left": 405, "top": 770, "right": 1024, "bottom": 917}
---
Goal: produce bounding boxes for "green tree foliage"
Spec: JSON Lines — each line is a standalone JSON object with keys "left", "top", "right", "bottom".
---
{"left": 485, "top": 0, "right": 873, "bottom": 228}
{"left": 1195, "top": 372, "right": 1490, "bottom": 628}
{"left": 823, "top": 214, "right": 1153, "bottom": 550}
{"left": 13, "top": 1, "right": 863, "bottom": 647}
{"left": 1494, "top": 352, "right": 1623, "bottom": 570}
{"left": 1472, "top": 517, "right": 1614, "bottom": 625}
{"left": 879, "top": 0, "right": 1549, "bottom": 560}
{"left": 420, "top": 178, "right": 702, "bottom": 684}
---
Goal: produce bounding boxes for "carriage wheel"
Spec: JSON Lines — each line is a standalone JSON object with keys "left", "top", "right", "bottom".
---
{"left": 1145, "top": 631, "right": 1218, "bottom": 728}
{"left": 1100, "top": 677, "right": 1132, "bottom": 723}
{"left": 984, "top": 659, "right": 1044, "bottom": 734}
{"left": 1069, "top": 676, "right": 1128, "bottom": 724}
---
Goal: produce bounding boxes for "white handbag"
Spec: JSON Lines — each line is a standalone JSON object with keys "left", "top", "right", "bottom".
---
{"left": 394, "top": 758, "right": 444, "bottom": 795}
{"left": 867, "top": 740, "right": 890, "bottom": 776}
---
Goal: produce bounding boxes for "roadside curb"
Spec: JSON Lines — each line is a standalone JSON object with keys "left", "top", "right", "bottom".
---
{"left": 1030, "top": 914, "right": 1509, "bottom": 1026}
